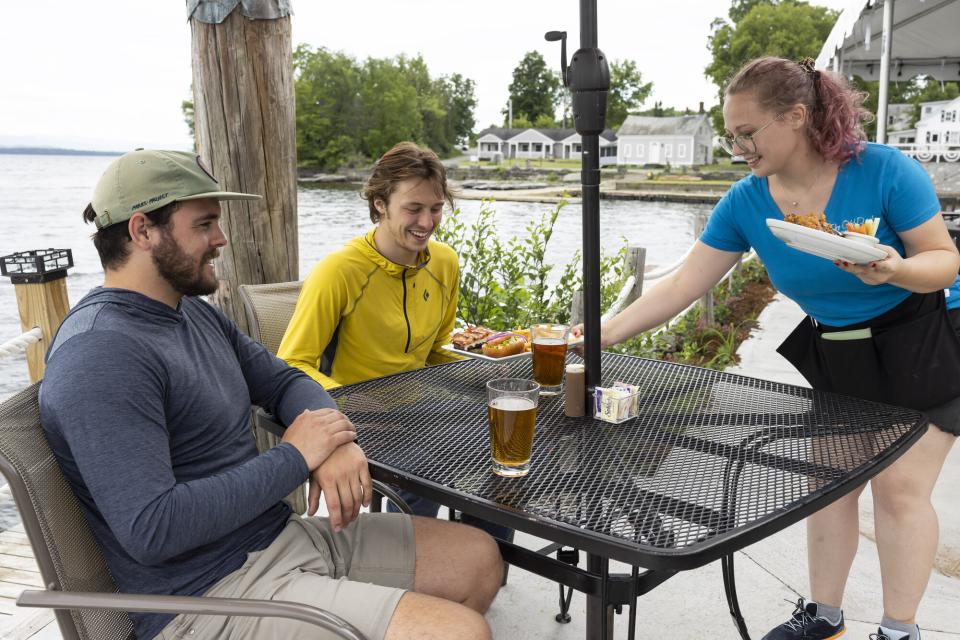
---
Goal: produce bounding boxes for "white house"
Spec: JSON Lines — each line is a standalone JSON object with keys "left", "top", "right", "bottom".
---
{"left": 885, "top": 103, "right": 915, "bottom": 134}
{"left": 615, "top": 114, "right": 714, "bottom": 166}
{"left": 887, "top": 98, "right": 960, "bottom": 162}
{"left": 475, "top": 127, "right": 618, "bottom": 166}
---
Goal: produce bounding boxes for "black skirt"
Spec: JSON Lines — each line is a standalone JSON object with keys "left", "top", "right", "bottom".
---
{"left": 777, "top": 291, "right": 960, "bottom": 436}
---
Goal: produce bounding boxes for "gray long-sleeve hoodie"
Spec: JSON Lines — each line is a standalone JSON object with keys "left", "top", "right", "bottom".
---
{"left": 40, "top": 288, "right": 335, "bottom": 639}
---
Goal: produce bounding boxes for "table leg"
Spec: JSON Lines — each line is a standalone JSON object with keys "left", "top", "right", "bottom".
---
{"left": 722, "top": 554, "right": 752, "bottom": 640}
{"left": 585, "top": 553, "right": 614, "bottom": 640}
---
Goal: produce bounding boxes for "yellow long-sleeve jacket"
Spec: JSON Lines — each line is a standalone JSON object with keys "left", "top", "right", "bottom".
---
{"left": 278, "top": 229, "right": 461, "bottom": 389}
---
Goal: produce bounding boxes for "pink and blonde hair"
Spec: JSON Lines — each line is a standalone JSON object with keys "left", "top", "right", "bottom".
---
{"left": 725, "top": 57, "right": 873, "bottom": 163}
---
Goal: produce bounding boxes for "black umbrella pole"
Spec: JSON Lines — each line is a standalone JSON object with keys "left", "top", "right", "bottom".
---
{"left": 580, "top": 0, "right": 598, "bottom": 46}
{"left": 582, "top": 132, "right": 602, "bottom": 404}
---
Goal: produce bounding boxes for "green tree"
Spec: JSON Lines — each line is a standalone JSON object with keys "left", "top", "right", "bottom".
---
{"left": 181, "top": 98, "right": 196, "bottom": 151}
{"left": 294, "top": 46, "right": 478, "bottom": 168}
{"left": 398, "top": 55, "right": 448, "bottom": 154}
{"left": 606, "top": 60, "right": 654, "bottom": 129}
{"left": 851, "top": 76, "right": 959, "bottom": 140}
{"left": 705, "top": 1, "right": 837, "bottom": 133}
{"left": 851, "top": 76, "right": 910, "bottom": 140}
{"left": 533, "top": 113, "right": 559, "bottom": 128}
{"left": 906, "top": 78, "right": 960, "bottom": 125}
{"left": 436, "top": 73, "right": 477, "bottom": 147}
{"left": 293, "top": 45, "right": 363, "bottom": 170}
{"left": 510, "top": 114, "right": 534, "bottom": 129}
{"left": 358, "top": 57, "right": 423, "bottom": 159}
{"left": 727, "top": 0, "right": 771, "bottom": 22}
{"left": 505, "top": 51, "right": 561, "bottom": 125}
{"left": 636, "top": 101, "right": 691, "bottom": 117}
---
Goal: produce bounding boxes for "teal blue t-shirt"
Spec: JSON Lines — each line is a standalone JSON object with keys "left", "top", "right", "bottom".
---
{"left": 701, "top": 143, "right": 959, "bottom": 326}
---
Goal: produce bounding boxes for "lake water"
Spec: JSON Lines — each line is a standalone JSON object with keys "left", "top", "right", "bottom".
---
{"left": 0, "top": 154, "right": 711, "bottom": 401}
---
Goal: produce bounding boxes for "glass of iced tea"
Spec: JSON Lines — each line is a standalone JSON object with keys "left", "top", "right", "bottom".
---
{"left": 531, "top": 323, "right": 570, "bottom": 395}
{"left": 486, "top": 378, "right": 540, "bottom": 477}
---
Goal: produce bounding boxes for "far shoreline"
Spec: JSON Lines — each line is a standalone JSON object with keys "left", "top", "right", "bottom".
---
{"left": 0, "top": 147, "right": 123, "bottom": 157}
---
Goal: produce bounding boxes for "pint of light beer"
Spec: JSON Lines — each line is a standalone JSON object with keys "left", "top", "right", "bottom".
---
{"left": 531, "top": 323, "right": 570, "bottom": 395}
{"left": 486, "top": 378, "right": 540, "bottom": 477}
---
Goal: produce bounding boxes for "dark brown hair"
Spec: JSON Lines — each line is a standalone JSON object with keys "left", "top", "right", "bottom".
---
{"left": 361, "top": 142, "right": 454, "bottom": 223}
{"left": 726, "top": 57, "right": 873, "bottom": 163}
{"left": 82, "top": 201, "right": 180, "bottom": 270}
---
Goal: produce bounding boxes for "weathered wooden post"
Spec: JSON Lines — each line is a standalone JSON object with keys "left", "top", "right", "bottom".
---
{"left": 0, "top": 249, "right": 73, "bottom": 383}
{"left": 570, "top": 244, "right": 646, "bottom": 325}
{"left": 189, "top": 1, "right": 303, "bottom": 511}
{"left": 189, "top": 0, "right": 299, "bottom": 335}
{"left": 570, "top": 290, "right": 584, "bottom": 325}
{"left": 622, "top": 245, "right": 646, "bottom": 306}
{"left": 694, "top": 213, "right": 715, "bottom": 326}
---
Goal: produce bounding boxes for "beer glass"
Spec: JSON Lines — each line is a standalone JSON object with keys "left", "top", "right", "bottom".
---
{"left": 486, "top": 378, "right": 539, "bottom": 477}
{"left": 531, "top": 323, "right": 570, "bottom": 395}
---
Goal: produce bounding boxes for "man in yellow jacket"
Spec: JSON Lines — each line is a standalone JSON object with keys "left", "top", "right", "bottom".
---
{"left": 279, "top": 142, "right": 460, "bottom": 389}
{"left": 279, "top": 142, "right": 510, "bottom": 540}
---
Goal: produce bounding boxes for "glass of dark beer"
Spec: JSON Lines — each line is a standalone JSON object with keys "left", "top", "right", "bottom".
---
{"left": 486, "top": 378, "right": 540, "bottom": 477}
{"left": 531, "top": 323, "right": 570, "bottom": 395}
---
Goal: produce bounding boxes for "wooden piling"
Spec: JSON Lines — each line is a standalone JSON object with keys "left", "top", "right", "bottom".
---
{"left": 189, "top": 4, "right": 299, "bottom": 335}
{"left": 14, "top": 281, "right": 69, "bottom": 383}
{"left": 1, "top": 249, "right": 73, "bottom": 383}
{"left": 189, "top": 4, "right": 304, "bottom": 512}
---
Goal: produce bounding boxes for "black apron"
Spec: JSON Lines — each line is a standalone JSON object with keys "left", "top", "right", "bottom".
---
{"left": 777, "top": 291, "right": 960, "bottom": 411}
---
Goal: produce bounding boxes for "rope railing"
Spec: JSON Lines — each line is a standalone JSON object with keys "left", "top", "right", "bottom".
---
{"left": 600, "top": 248, "right": 757, "bottom": 327}
{"left": 641, "top": 245, "right": 694, "bottom": 280}
{"left": 0, "top": 327, "right": 42, "bottom": 360}
{"left": 599, "top": 275, "right": 635, "bottom": 323}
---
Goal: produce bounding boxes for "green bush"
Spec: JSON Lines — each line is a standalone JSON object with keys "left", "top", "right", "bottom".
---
{"left": 434, "top": 200, "right": 770, "bottom": 370}
{"left": 433, "top": 199, "right": 628, "bottom": 329}
{"left": 608, "top": 258, "right": 769, "bottom": 369}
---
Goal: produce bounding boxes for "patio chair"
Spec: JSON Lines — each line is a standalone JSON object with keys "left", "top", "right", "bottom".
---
{"left": 0, "top": 383, "right": 367, "bottom": 640}
{"left": 238, "top": 281, "right": 407, "bottom": 515}
{"left": 238, "top": 281, "right": 309, "bottom": 513}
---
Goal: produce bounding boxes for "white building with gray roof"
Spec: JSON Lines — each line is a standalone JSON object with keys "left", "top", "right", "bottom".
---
{"left": 475, "top": 127, "right": 618, "bottom": 165}
{"left": 615, "top": 114, "right": 714, "bottom": 166}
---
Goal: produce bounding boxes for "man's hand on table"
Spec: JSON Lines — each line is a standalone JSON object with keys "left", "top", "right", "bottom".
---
{"left": 282, "top": 408, "right": 357, "bottom": 469}
{"left": 308, "top": 442, "right": 372, "bottom": 531}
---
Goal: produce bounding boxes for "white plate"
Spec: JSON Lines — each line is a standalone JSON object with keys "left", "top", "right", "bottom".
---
{"left": 441, "top": 334, "right": 583, "bottom": 362}
{"left": 441, "top": 343, "right": 531, "bottom": 362}
{"left": 766, "top": 219, "right": 887, "bottom": 264}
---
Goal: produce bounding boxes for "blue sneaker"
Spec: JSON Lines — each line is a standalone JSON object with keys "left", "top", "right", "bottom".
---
{"left": 761, "top": 598, "right": 846, "bottom": 640}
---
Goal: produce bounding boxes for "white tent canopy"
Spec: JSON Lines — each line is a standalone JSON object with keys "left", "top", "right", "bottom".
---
{"left": 817, "top": 0, "right": 960, "bottom": 81}
{"left": 816, "top": 0, "right": 960, "bottom": 142}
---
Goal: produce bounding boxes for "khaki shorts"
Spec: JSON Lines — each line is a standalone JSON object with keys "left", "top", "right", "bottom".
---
{"left": 157, "top": 513, "right": 415, "bottom": 640}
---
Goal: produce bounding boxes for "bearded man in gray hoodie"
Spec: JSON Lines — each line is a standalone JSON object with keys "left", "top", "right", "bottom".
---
{"left": 39, "top": 150, "right": 501, "bottom": 640}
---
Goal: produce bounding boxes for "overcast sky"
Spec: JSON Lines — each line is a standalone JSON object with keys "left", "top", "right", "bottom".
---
{"left": 0, "top": 0, "right": 849, "bottom": 152}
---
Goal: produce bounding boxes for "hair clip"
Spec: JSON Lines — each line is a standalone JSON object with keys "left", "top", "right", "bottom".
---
{"left": 799, "top": 57, "right": 817, "bottom": 75}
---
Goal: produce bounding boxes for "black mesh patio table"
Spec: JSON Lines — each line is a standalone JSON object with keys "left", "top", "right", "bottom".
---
{"left": 325, "top": 352, "right": 927, "bottom": 639}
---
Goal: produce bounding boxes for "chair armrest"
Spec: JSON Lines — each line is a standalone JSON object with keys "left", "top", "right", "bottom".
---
{"left": 251, "top": 407, "right": 412, "bottom": 514}
{"left": 369, "top": 480, "right": 413, "bottom": 515}
{"left": 253, "top": 406, "right": 285, "bottom": 438}
{"left": 17, "top": 589, "right": 366, "bottom": 640}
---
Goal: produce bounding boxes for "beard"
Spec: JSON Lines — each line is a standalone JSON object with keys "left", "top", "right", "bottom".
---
{"left": 151, "top": 229, "right": 219, "bottom": 297}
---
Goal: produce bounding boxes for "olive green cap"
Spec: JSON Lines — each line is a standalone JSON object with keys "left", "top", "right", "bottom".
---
{"left": 90, "top": 149, "right": 261, "bottom": 229}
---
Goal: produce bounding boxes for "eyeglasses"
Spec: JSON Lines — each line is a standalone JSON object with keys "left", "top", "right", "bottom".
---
{"left": 718, "top": 113, "right": 784, "bottom": 156}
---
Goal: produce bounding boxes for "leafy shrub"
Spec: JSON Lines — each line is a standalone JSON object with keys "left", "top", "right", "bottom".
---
{"left": 433, "top": 199, "right": 628, "bottom": 329}
{"left": 434, "top": 199, "right": 772, "bottom": 371}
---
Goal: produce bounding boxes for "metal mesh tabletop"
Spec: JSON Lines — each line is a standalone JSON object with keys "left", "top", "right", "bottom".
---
{"left": 329, "top": 352, "right": 926, "bottom": 570}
